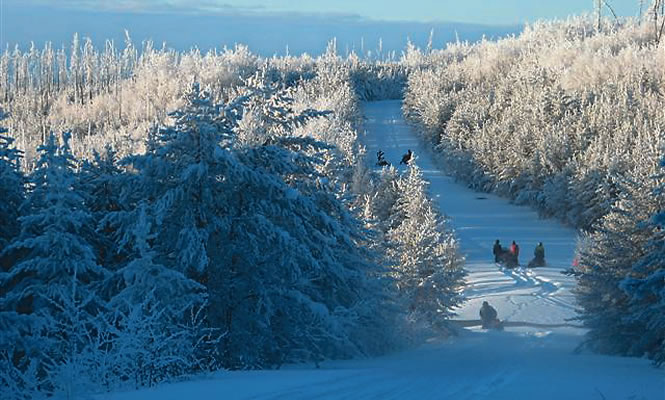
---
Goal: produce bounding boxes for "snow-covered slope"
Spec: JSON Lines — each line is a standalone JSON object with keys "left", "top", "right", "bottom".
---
{"left": 99, "top": 100, "right": 664, "bottom": 400}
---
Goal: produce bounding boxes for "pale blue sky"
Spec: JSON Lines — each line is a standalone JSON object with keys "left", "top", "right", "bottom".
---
{"left": 3, "top": 0, "right": 639, "bottom": 24}
{"left": 0, "top": 0, "right": 640, "bottom": 56}
{"left": 195, "top": 0, "right": 638, "bottom": 24}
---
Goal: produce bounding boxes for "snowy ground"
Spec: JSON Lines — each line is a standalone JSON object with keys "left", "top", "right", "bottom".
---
{"left": 99, "top": 100, "right": 664, "bottom": 400}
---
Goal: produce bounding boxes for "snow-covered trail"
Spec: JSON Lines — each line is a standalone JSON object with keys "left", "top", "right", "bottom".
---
{"left": 362, "top": 100, "right": 579, "bottom": 330}
{"left": 99, "top": 100, "right": 664, "bottom": 400}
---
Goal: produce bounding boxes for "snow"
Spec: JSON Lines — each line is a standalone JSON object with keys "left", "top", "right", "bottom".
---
{"left": 97, "top": 100, "right": 664, "bottom": 400}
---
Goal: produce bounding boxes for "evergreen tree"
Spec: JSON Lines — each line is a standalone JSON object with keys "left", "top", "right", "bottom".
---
{"left": 0, "top": 132, "right": 107, "bottom": 396}
{"left": 387, "top": 163, "right": 465, "bottom": 327}
{"left": 228, "top": 141, "right": 395, "bottom": 366}
{"left": 0, "top": 112, "right": 33, "bottom": 400}
{"left": 77, "top": 145, "right": 128, "bottom": 272}
{"left": 100, "top": 202, "right": 212, "bottom": 388}
{"left": 218, "top": 93, "right": 394, "bottom": 367}
{"left": 0, "top": 113, "right": 24, "bottom": 265}
{"left": 124, "top": 82, "right": 233, "bottom": 281}
{"left": 619, "top": 158, "right": 665, "bottom": 365}
{"left": 573, "top": 176, "right": 659, "bottom": 355}
{"left": 122, "top": 82, "right": 396, "bottom": 369}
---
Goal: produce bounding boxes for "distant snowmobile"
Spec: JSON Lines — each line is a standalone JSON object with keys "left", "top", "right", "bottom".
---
{"left": 495, "top": 247, "right": 518, "bottom": 268}
{"left": 399, "top": 149, "right": 413, "bottom": 165}
{"left": 376, "top": 150, "right": 390, "bottom": 167}
{"left": 527, "top": 258, "right": 545, "bottom": 268}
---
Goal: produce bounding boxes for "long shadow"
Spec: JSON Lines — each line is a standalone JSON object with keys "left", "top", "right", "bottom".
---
{"left": 453, "top": 319, "right": 583, "bottom": 329}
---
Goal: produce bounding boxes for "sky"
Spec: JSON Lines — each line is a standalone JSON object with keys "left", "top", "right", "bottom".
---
{"left": 0, "top": 0, "right": 641, "bottom": 56}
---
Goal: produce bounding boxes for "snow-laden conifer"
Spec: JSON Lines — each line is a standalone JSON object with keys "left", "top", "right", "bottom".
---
{"left": 124, "top": 82, "right": 233, "bottom": 281}
{"left": 77, "top": 145, "right": 129, "bottom": 271}
{"left": 98, "top": 202, "right": 212, "bottom": 388}
{"left": 387, "top": 163, "right": 465, "bottom": 327}
{"left": 573, "top": 175, "right": 659, "bottom": 356}
{"left": 618, "top": 158, "right": 665, "bottom": 366}
{"left": 0, "top": 111, "right": 23, "bottom": 260}
{"left": 362, "top": 162, "right": 465, "bottom": 334}
{"left": 0, "top": 132, "right": 107, "bottom": 397}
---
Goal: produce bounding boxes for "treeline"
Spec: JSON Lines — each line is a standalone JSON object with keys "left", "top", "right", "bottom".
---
{"left": 403, "top": 16, "right": 665, "bottom": 365}
{"left": 0, "top": 35, "right": 405, "bottom": 168}
{"left": 0, "top": 39, "right": 463, "bottom": 399}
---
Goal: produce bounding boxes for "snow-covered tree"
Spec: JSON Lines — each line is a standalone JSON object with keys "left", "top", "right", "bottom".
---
{"left": 223, "top": 139, "right": 396, "bottom": 366}
{"left": 119, "top": 81, "right": 397, "bottom": 369}
{"left": 124, "top": 82, "right": 233, "bottom": 281}
{"left": 361, "top": 161, "right": 465, "bottom": 335}
{"left": 0, "top": 113, "right": 33, "bottom": 400}
{"left": 572, "top": 175, "right": 660, "bottom": 356}
{"left": 0, "top": 132, "right": 107, "bottom": 396}
{"left": 618, "top": 158, "right": 665, "bottom": 366}
{"left": 97, "top": 202, "right": 213, "bottom": 388}
{"left": 387, "top": 163, "right": 465, "bottom": 328}
{"left": 0, "top": 112, "right": 23, "bottom": 262}
{"left": 77, "top": 145, "right": 129, "bottom": 270}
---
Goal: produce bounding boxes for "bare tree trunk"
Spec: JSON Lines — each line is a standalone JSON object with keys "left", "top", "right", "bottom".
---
{"left": 658, "top": 0, "right": 665, "bottom": 43}
{"left": 603, "top": 1, "right": 619, "bottom": 23}
{"left": 652, "top": 0, "right": 665, "bottom": 43}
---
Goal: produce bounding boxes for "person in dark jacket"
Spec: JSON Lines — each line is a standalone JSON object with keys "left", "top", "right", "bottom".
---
{"left": 493, "top": 239, "right": 502, "bottom": 263}
{"left": 534, "top": 242, "right": 545, "bottom": 262}
{"left": 376, "top": 150, "right": 389, "bottom": 166}
{"left": 527, "top": 242, "right": 546, "bottom": 267}
{"left": 400, "top": 149, "right": 413, "bottom": 165}
{"left": 480, "top": 301, "right": 499, "bottom": 329}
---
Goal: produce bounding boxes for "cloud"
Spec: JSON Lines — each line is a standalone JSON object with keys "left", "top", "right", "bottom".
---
{"left": 4, "top": 0, "right": 366, "bottom": 25}
{"left": 6, "top": 0, "right": 266, "bottom": 15}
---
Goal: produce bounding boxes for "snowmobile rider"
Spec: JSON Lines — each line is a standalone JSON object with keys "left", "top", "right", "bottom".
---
{"left": 376, "top": 150, "right": 390, "bottom": 166}
{"left": 493, "top": 239, "right": 502, "bottom": 263}
{"left": 480, "top": 301, "right": 498, "bottom": 329}
{"left": 400, "top": 149, "right": 413, "bottom": 165}
{"left": 534, "top": 242, "right": 545, "bottom": 262}
{"left": 510, "top": 240, "right": 520, "bottom": 265}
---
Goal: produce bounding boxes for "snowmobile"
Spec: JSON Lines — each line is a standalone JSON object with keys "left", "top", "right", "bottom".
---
{"left": 482, "top": 318, "right": 505, "bottom": 331}
{"left": 527, "top": 257, "right": 546, "bottom": 268}
{"left": 497, "top": 248, "right": 518, "bottom": 268}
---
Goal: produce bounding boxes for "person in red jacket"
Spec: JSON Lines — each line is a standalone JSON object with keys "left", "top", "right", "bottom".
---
{"left": 510, "top": 240, "right": 520, "bottom": 266}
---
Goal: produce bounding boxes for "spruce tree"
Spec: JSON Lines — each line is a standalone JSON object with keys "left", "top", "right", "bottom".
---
{"left": 619, "top": 158, "right": 665, "bottom": 365}
{"left": 573, "top": 176, "right": 659, "bottom": 355}
{"left": 101, "top": 202, "right": 211, "bottom": 388}
{"left": 0, "top": 132, "right": 107, "bottom": 396}
{"left": 77, "top": 145, "right": 128, "bottom": 273}
{"left": 387, "top": 163, "right": 465, "bottom": 327}
{"left": 0, "top": 117, "right": 24, "bottom": 266}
